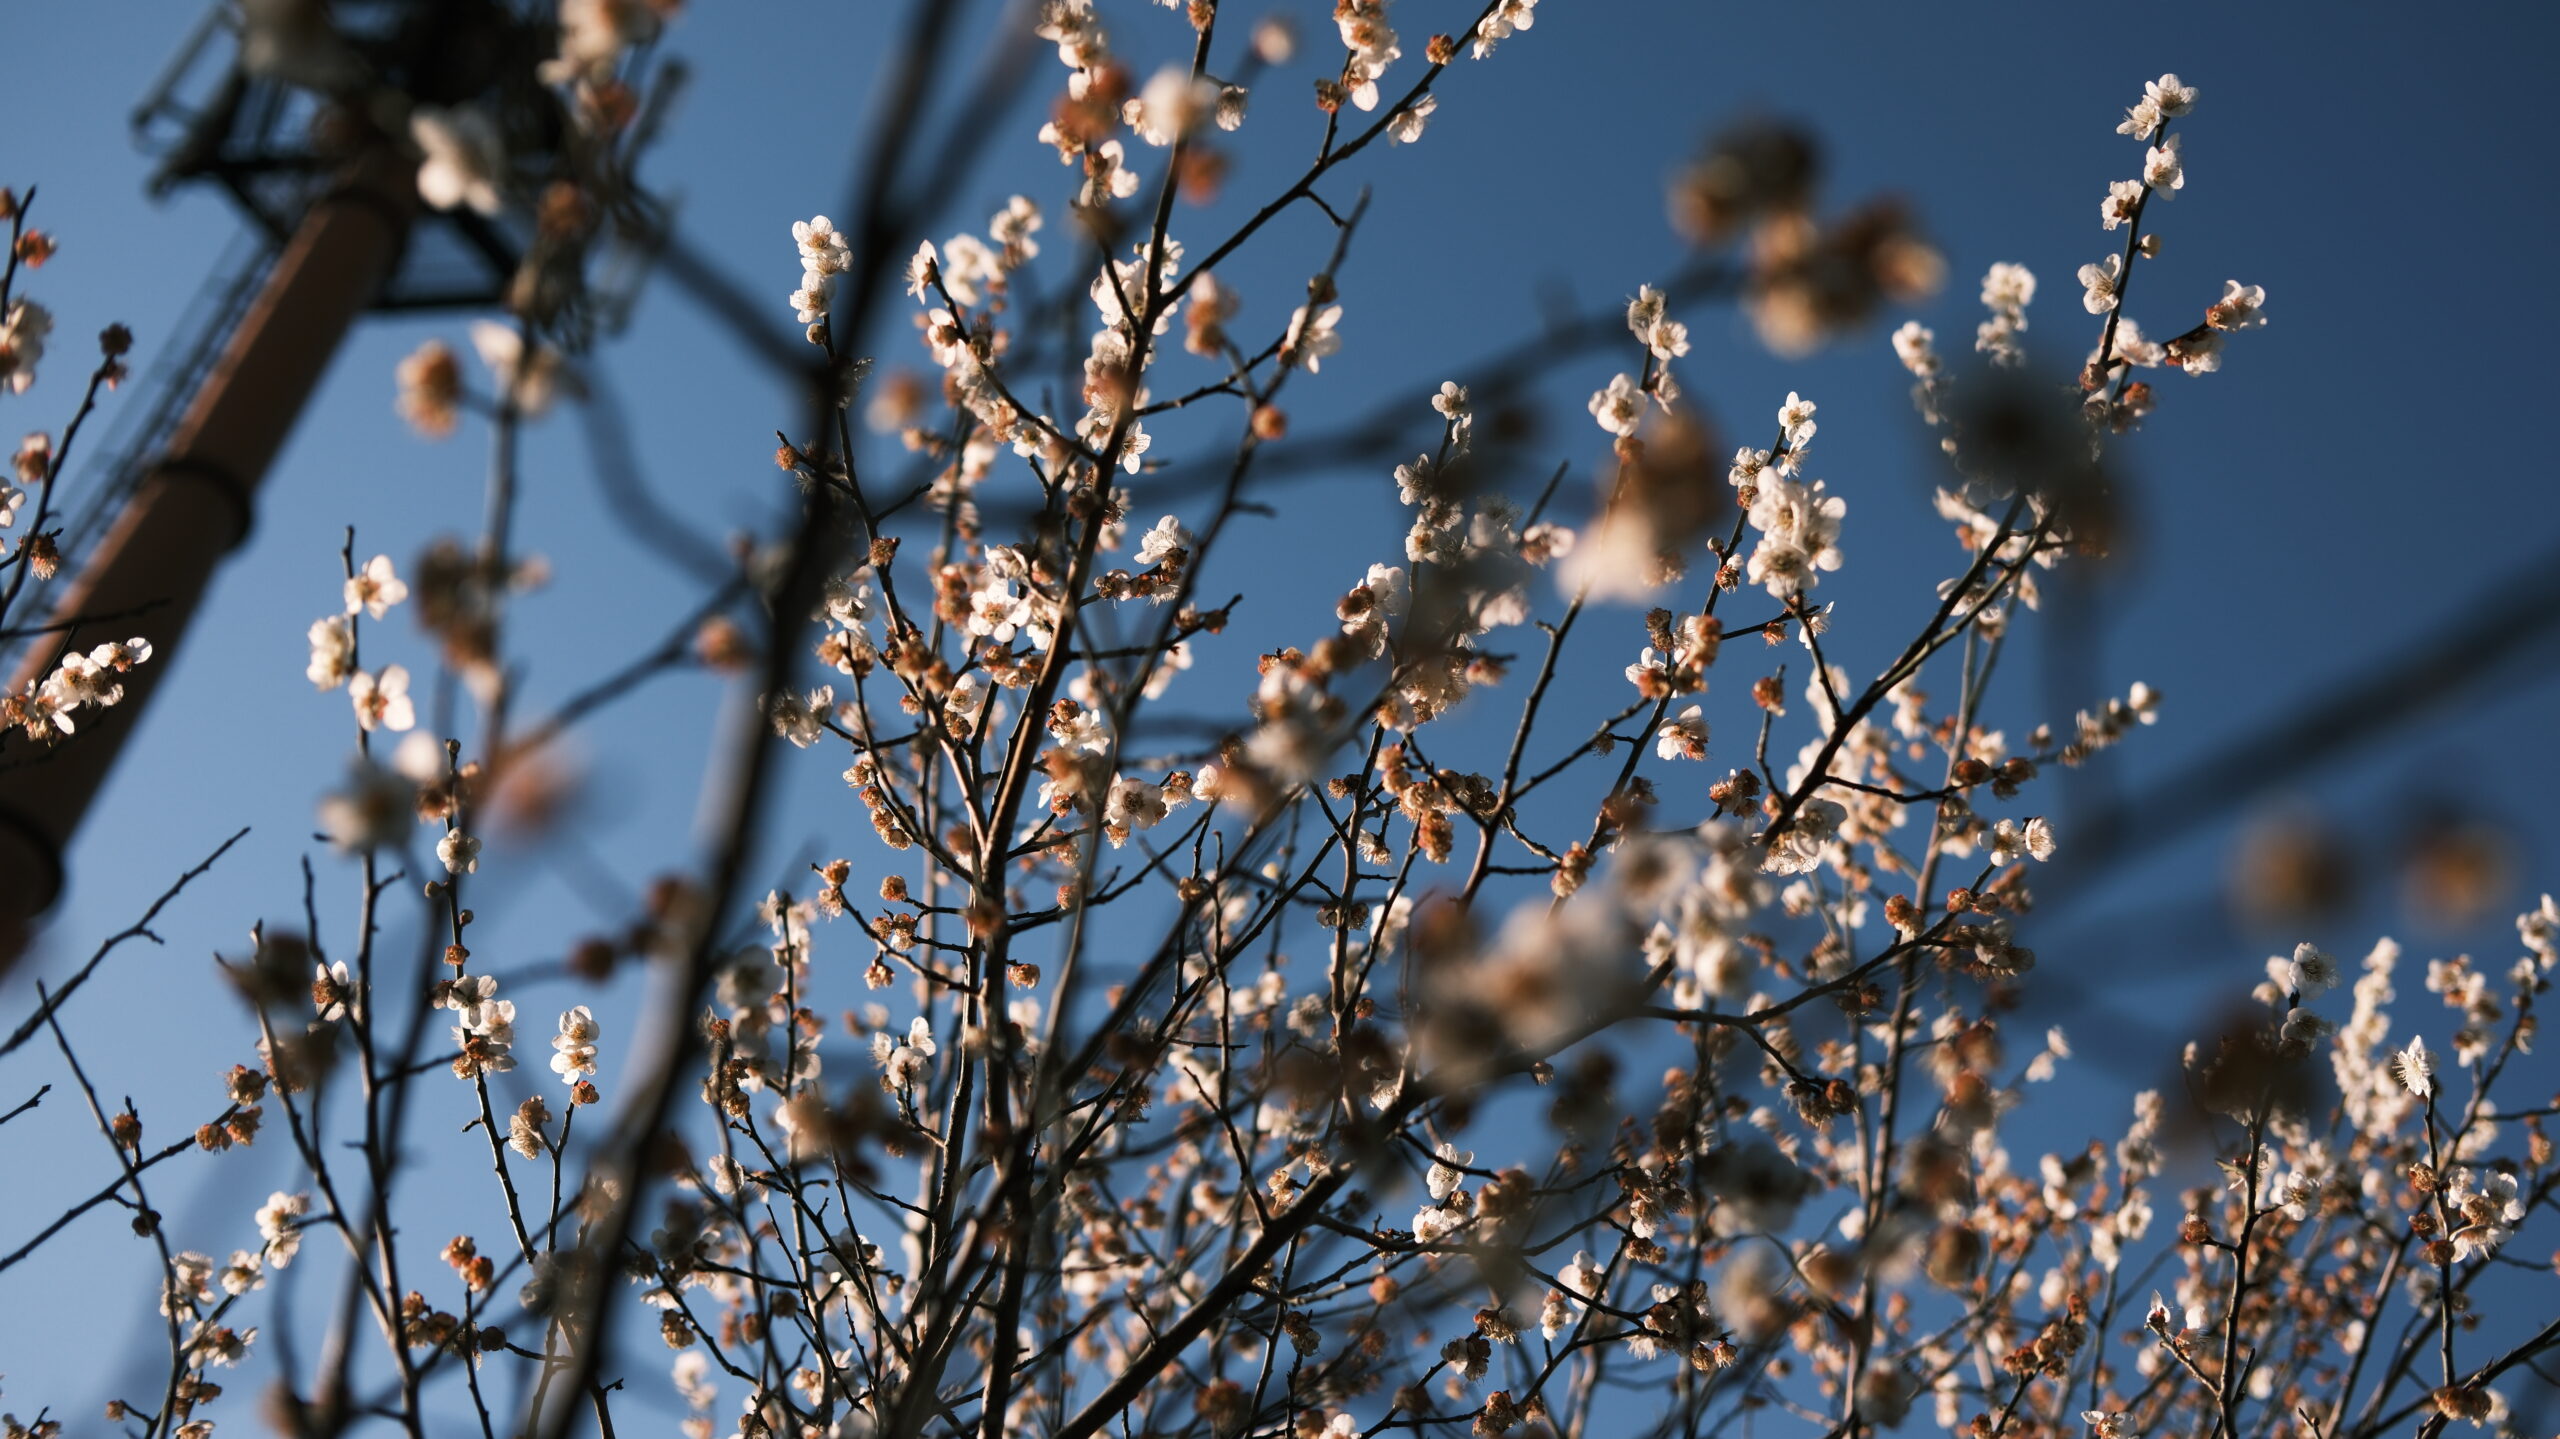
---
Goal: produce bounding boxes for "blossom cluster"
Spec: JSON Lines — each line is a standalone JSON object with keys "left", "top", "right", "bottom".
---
{"left": 22, "top": 37, "right": 2546, "bottom": 1439}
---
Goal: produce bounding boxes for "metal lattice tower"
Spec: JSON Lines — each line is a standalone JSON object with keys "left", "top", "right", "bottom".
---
{"left": 0, "top": 0, "right": 577, "bottom": 967}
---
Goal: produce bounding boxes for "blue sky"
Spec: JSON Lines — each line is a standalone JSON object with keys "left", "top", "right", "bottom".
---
{"left": 4, "top": 0, "right": 2558, "bottom": 1423}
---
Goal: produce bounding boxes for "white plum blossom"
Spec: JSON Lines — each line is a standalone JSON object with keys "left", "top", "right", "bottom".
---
{"left": 2207, "top": 279, "right": 2268, "bottom": 330}
{"left": 1982, "top": 262, "right": 2037, "bottom": 315}
{"left": 1627, "top": 285, "right": 1690, "bottom": 362}
{"left": 551, "top": 1005, "right": 600, "bottom": 1085}
{"left": 1135, "top": 514, "right": 1192, "bottom": 568}
{"left": 2520, "top": 893, "right": 2560, "bottom": 964}
{"left": 794, "top": 215, "right": 850, "bottom": 276}
{"left": 1588, "top": 373, "right": 1642, "bottom": 437}
{"left": 437, "top": 829, "right": 481, "bottom": 875}
{"left": 991, "top": 195, "right": 1042, "bottom": 261}
{"left": 1, "top": 299, "right": 54, "bottom": 394}
{"left": 2078, "top": 255, "right": 2123, "bottom": 314}
{"left": 1471, "top": 0, "right": 1536, "bottom": 57}
{"left": 217, "top": 1249, "right": 265, "bottom": 1297}
{"left": 343, "top": 554, "right": 407, "bottom": 619}
{"left": 1432, "top": 381, "right": 1471, "bottom": 445}
{"left": 349, "top": 665, "right": 416, "bottom": 733}
{"left": 2169, "top": 328, "right": 2224, "bottom": 375}
{"left": 1393, "top": 453, "right": 1442, "bottom": 507}
{"left": 2101, "top": 178, "right": 2143, "bottom": 230}
{"left": 1081, "top": 138, "right": 1142, "bottom": 205}
{"left": 1762, "top": 797, "right": 1846, "bottom": 875}
{"left": 943, "top": 673, "right": 989, "bottom": 736}
{"left": 967, "top": 556, "right": 1048, "bottom": 645}
{"left": 256, "top": 1192, "right": 308, "bottom": 1267}
{"left": 1777, "top": 391, "right": 1817, "bottom": 449}
{"left": 771, "top": 685, "right": 836, "bottom": 747}
{"left": 1744, "top": 475, "right": 1845, "bottom": 600}
{"left": 25, "top": 639, "right": 151, "bottom": 737}
{"left": 937, "top": 233, "right": 1001, "bottom": 307}
{"left": 1034, "top": 0, "right": 1108, "bottom": 69}
{"left": 2389, "top": 1035, "right": 2434, "bottom": 1100}
{"left": 672, "top": 1349, "right": 718, "bottom": 1412}
{"left": 1655, "top": 705, "right": 1708, "bottom": 761}
{"left": 1978, "top": 261, "right": 2037, "bottom": 364}
{"left": 1412, "top": 1202, "right": 1463, "bottom": 1245}
{"left": 1103, "top": 776, "right": 1168, "bottom": 842}
{"left": 2145, "top": 73, "right": 2197, "bottom": 118}
{"left": 1990, "top": 817, "right": 2057, "bottom": 864}
{"left": 2115, "top": 72, "right": 2196, "bottom": 142}
{"left": 2273, "top": 942, "right": 2340, "bottom": 1002}
{"left": 1335, "top": 0, "right": 1400, "bottom": 111}
{"left": 2445, "top": 1169, "right": 2523, "bottom": 1261}
{"left": 1339, "top": 561, "right": 1408, "bottom": 657}
{"left": 905, "top": 240, "right": 938, "bottom": 301}
{"left": 790, "top": 277, "right": 830, "bottom": 326}
{"left": 312, "top": 960, "right": 353, "bottom": 1021}
{"left": 874, "top": 1016, "right": 938, "bottom": 1090}
{"left": 1281, "top": 303, "right": 1343, "bottom": 373}
{"left": 307, "top": 615, "right": 355, "bottom": 690}
{"left": 2143, "top": 134, "right": 2184, "bottom": 195}
{"left": 1427, "top": 1141, "right": 1473, "bottom": 1200}
{"left": 2091, "top": 313, "right": 2161, "bottom": 370}
{"left": 794, "top": 215, "right": 857, "bottom": 325}
{"left": 444, "top": 975, "right": 517, "bottom": 1077}
{"left": 1386, "top": 94, "right": 1437, "bottom": 145}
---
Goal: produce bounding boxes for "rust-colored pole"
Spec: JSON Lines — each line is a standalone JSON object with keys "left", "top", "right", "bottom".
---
{"left": 0, "top": 139, "right": 415, "bottom": 972}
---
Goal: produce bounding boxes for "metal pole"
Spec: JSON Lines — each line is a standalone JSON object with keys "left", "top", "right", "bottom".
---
{"left": 0, "top": 139, "right": 415, "bottom": 972}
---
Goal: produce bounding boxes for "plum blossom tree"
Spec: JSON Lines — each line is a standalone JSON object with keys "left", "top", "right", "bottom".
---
{"left": 2, "top": 10, "right": 2552, "bottom": 1439}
